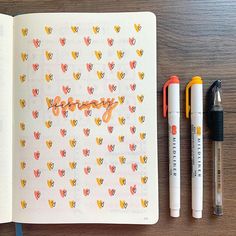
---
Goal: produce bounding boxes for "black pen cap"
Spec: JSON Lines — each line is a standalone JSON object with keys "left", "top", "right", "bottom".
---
{"left": 207, "top": 80, "right": 224, "bottom": 141}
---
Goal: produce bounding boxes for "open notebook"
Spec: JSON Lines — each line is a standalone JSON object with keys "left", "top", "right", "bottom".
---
{"left": 0, "top": 12, "right": 158, "bottom": 224}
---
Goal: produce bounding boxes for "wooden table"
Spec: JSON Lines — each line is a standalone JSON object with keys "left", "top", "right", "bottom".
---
{"left": 0, "top": 0, "right": 236, "bottom": 235}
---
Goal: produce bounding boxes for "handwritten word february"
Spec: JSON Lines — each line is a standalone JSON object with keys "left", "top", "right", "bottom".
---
{"left": 46, "top": 96, "right": 118, "bottom": 123}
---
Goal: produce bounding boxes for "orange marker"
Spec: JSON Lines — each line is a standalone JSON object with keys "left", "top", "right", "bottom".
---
{"left": 163, "top": 75, "right": 180, "bottom": 217}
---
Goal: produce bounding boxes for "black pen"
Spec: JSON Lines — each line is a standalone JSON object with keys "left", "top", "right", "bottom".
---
{"left": 207, "top": 80, "right": 224, "bottom": 216}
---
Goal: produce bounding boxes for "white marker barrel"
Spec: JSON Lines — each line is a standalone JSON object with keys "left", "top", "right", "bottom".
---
{"left": 168, "top": 83, "right": 180, "bottom": 217}
{"left": 191, "top": 83, "right": 203, "bottom": 219}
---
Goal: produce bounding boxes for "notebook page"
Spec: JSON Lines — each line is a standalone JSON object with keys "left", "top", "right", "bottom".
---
{"left": 0, "top": 14, "right": 13, "bottom": 223}
{"left": 12, "top": 12, "right": 158, "bottom": 224}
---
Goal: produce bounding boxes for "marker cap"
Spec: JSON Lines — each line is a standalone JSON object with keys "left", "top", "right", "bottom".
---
{"left": 163, "top": 75, "right": 180, "bottom": 117}
{"left": 186, "top": 76, "right": 203, "bottom": 118}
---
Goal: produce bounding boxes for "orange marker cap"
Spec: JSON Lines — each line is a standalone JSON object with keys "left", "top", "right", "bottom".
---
{"left": 163, "top": 75, "right": 180, "bottom": 118}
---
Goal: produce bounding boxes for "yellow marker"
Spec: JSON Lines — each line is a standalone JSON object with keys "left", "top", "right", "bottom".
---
{"left": 186, "top": 76, "right": 203, "bottom": 219}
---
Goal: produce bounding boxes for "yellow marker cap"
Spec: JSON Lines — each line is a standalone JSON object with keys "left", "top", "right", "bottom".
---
{"left": 186, "top": 76, "right": 203, "bottom": 118}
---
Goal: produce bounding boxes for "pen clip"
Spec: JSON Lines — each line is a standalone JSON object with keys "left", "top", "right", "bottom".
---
{"left": 185, "top": 76, "right": 203, "bottom": 118}
{"left": 163, "top": 75, "right": 179, "bottom": 118}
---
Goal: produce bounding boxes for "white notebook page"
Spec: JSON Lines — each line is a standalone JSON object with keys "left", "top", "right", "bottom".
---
{"left": 12, "top": 12, "right": 158, "bottom": 224}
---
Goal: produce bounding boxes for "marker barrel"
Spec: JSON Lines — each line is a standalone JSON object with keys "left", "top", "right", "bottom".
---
{"left": 168, "top": 83, "right": 180, "bottom": 217}
{"left": 191, "top": 113, "right": 203, "bottom": 218}
{"left": 168, "top": 113, "right": 180, "bottom": 217}
{"left": 191, "top": 83, "right": 203, "bottom": 219}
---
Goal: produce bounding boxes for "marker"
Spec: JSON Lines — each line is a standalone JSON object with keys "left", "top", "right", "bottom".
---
{"left": 207, "top": 80, "right": 224, "bottom": 216}
{"left": 163, "top": 75, "right": 180, "bottom": 217}
{"left": 186, "top": 76, "right": 203, "bottom": 219}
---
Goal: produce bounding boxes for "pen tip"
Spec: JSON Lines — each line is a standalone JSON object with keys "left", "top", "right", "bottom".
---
{"left": 214, "top": 205, "right": 223, "bottom": 216}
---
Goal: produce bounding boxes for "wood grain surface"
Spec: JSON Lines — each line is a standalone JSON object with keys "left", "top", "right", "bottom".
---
{"left": 0, "top": 0, "right": 236, "bottom": 235}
